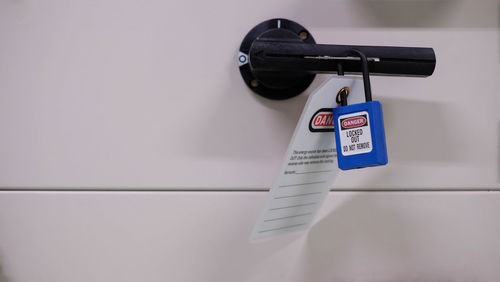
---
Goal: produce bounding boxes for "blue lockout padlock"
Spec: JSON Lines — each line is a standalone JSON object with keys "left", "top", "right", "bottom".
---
{"left": 333, "top": 49, "right": 388, "bottom": 170}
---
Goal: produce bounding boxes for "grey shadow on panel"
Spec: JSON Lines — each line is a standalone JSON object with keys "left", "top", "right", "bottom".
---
{"left": 293, "top": 197, "right": 413, "bottom": 281}
{"left": 292, "top": 0, "right": 499, "bottom": 28}
{"left": 289, "top": 195, "right": 482, "bottom": 282}
{"left": 381, "top": 96, "right": 462, "bottom": 164}
{"left": 0, "top": 256, "right": 9, "bottom": 282}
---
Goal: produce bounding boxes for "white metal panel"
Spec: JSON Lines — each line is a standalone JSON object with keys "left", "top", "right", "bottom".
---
{"left": 0, "top": 0, "right": 499, "bottom": 189}
{"left": 0, "top": 191, "right": 499, "bottom": 282}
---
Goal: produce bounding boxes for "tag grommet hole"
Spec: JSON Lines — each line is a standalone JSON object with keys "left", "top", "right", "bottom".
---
{"left": 336, "top": 87, "right": 350, "bottom": 104}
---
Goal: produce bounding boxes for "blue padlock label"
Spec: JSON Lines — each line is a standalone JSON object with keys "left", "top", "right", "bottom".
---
{"left": 337, "top": 111, "right": 373, "bottom": 156}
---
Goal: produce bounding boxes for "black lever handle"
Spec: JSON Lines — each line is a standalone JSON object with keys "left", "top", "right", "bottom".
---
{"left": 250, "top": 40, "right": 436, "bottom": 76}
{"left": 238, "top": 19, "right": 436, "bottom": 100}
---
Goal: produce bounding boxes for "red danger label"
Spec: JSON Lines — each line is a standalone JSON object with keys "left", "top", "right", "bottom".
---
{"left": 340, "top": 115, "right": 367, "bottom": 130}
{"left": 309, "top": 108, "right": 334, "bottom": 132}
{"left": 314, "top": 113, "right": 334, "bottom": 127}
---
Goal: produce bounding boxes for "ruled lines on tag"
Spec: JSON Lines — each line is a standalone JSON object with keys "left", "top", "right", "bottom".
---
{"left": 251, "top": 76, "right": 364, "bottom": 241}
{"left": 252, "top": 162, "right": 336, "bottom": 239}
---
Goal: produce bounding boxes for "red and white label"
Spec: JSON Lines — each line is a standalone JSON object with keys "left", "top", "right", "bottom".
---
{"left": 309, "top": 109, "right": 334, "bottom": 132}
{"left": 338, "top": 111, "right": 372, "bottom": 156}
{"left": 341, "top": 116, "right": 367, "bottom": 129}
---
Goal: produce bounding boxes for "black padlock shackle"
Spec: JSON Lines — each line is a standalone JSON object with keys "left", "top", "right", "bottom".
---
{"left": 345, "top": 49, "right": 372, "bottom": 102}
{"left": 338, "top": 49, "right": 372, "bottom": 106}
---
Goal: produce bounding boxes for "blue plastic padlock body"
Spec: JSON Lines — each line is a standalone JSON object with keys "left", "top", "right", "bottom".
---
{"left": 333, "top": 100, "right": 388, "bottom": 170}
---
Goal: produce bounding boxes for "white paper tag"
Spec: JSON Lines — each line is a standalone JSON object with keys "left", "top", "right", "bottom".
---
{"left": 338, "top": 111, "right": 373, "bottom": 156}
{"left": 250, "top": 76, "right": 364, "bottom": 241}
